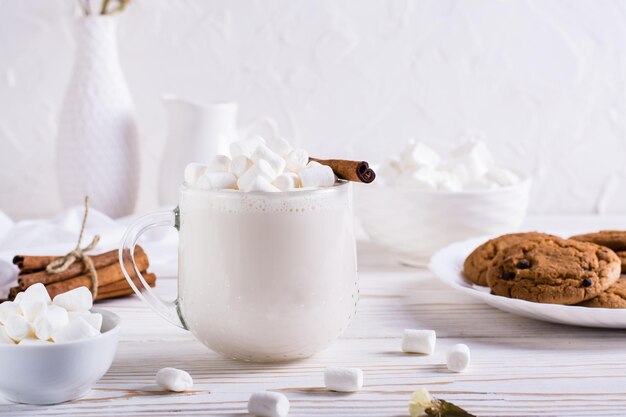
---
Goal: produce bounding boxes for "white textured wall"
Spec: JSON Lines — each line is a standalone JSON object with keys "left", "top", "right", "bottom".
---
{"left": 2, "top": 0, "right": 626, "bottom": 219}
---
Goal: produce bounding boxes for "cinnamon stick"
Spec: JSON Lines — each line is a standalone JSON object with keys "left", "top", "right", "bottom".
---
{"left": 309, "top": 158, "right": 376, "bottom": 183}
{"left": 95, "top": 272, "right": 157, "bottom": 300}
{"left": 13, "top": 255, "right": 59, "bottom": 273}
{"left": 43, "top": 255, "right": 149, "bottom": 299}
{"left": 17, "top": 246, "right": 146, "bottom": 289}
{"left": 9, "top": 272, "right": 156, "bottom": 302}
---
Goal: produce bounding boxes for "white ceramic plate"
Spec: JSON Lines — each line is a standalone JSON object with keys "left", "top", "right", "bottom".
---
{"left": 429, "top": 236, "right": 626, "bottom": 328}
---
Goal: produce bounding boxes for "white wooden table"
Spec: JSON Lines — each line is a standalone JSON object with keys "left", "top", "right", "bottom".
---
{"left": 3, "top": 215, "right": 626, "bottom": 416}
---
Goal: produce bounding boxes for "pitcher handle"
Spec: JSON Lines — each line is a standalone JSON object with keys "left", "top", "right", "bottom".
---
{"left": 119, "top": 208, "right": 186, "bottom": 329}
{"left": 241, "top": 115, "right": 280, "bottom": 140}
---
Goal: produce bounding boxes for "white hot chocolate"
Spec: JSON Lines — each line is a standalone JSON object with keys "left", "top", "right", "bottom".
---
{"left": 177, "top": 182, "right": 357, "bottom": 361}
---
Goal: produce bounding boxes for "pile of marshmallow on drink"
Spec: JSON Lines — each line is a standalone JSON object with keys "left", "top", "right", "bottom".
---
{"left": 378, "top": 138, "right": 521, "bottom": 191}
{"left": 0, "top": 284, "right": 101, "bottom": 345}
{"left": 184, "top": 136, "right": 337, "bottom": 192}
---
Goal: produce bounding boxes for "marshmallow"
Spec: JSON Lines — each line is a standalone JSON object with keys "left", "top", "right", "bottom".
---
{"left": 196, "top": 172, "right": 237, "bottom": 190}
{"left": 19, "top": 337, "right": 52, "bottom": 346}
{"left": 306, "top": 160, "right": 322, "bottom": 168}
{"left": 241, "top": 176, "right": 281, "bottom": 192}
{"left": 184, "top": 162, "right": 208, "bottom": 186}
{"left": 400, "top": 140, "right": 440, "bottom": 170}
{"left": 19, "top": 299, "right": 47, "bottom": 323}
{"left": 324, "top": 367, "right": 363, "bottom": 392}
{"left": 156, "top": 367, "right": 193, "bottom": 392}
{"left": 51, "top": 317, "right": 99, "bottom": 343}
{"left": 68, "top": 311, "right": 103, "bottom": 332}
{"left": 299, "top": 165, "right": 336, "bottom": 188}
{"left": 446, "top": 343, "right": 470, "bottom": 372}
{"left": 401, "top": 329, "right": 436, "bottom": 355}
{"left": 247, "top": 391, "right": 290, "bottom": 417}
{"left": 251, "top": 144, "right": 286, "bottom": 175}
{"left": 273, "top": 173, "right": 300, "bottom": 191}
{"left": 13, "top": 292, "right": 24, "bottom": 304}
{"left": 285, "top": 149, "right": 309, "bottom": 172}
{"left": 487, "top": 167, "right": 519, "bottom": 186}
{"left": 0, "top": 325, "right": 15, "bottom": 344}
{"left": 464, "top": 179, "right": 498, "bottom": 191}
{"left": 377, "top": 157, "right": 402, "bottom": 181}
{"left": 449, "top": 139, "right": 494, "bottom": 181}
{"left": 53, "top": 286, "right": 93, "bottom": 312}
{"left": 267, "top": 136, "right": 292, "bottom": 157}
{"left": 0, "top": 301, "right": 21, "bottom": 325}
{"left": 34, "top": 305, "right": 70, "bottom": 341}
{"left": 395, "top": 167, "right": 439, "bottom": 190}
{"left": 230, "top": 155, "right": 254, "bottom": 177}
{"left": 237, "top": 159, "right": 278, "bottom": 191}
{"left": 23, "top": 282, "right": 52, "bottom": 304}
{"left": 205, "top": 155, "right": 231, "bottom": 173}
{"left": 230, "top": 135, "right": 266, "bottom": 158}
{"left": 4, "top": 314, "right": 31, "bottom": 341}
{"left": 437, "top": 171, "right": 463, "bottom": 191}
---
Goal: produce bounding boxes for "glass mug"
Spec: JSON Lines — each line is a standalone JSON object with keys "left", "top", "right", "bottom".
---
{"left": 119, "top": 181, "right": 358, "bottom": 362}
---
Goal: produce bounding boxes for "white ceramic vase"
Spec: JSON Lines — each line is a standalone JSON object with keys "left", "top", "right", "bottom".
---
{"left": 56, "top": 16, "right": 139, "bottom": 218}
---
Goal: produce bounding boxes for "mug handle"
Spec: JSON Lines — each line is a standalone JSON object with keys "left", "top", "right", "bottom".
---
{"left": 118, "top": 208, "right": 187, "bottom": 329}
{"left": 240, "top": 115, "right": 279, "bottom": 140}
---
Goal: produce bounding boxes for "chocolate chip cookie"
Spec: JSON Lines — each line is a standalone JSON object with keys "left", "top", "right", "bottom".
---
{"left": 580, "top": 279, "right": 626, "bottom": 308}
{"left": 486, "top": 238, "right": 621, "bottom": 305}
{"left": 570, "top": 230, "right": 626, "bottom": 251}
{"left": 570, "top": 231, "right": 626, "bottom": 273}
{"left": 463, "top": 232, "right": 557, "bottom": 286}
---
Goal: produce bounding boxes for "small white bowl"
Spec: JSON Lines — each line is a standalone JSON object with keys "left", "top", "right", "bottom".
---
{"left": 357, "top": 177, "right": 532, "bottom": 267}
{"left": 0, "top": 309, "right": 121, "bottom": 405}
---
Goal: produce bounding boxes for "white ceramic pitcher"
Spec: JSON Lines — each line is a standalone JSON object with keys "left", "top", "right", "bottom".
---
{"left": 158, "top": 97, "right": 278, "bottom": 205}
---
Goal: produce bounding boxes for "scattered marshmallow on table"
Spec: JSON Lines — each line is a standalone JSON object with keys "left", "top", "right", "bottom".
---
{"left": 401, "top": 329, "right": 436, "bottom": 355}
{"left": 248, "top": 391, "right": 290, "bottom": 417}
{"left": 53, "top": 286, "right": 93, "bottom": 312}
{"left": 156, "top": 367, "right": 193, "bottom": 392}
{"left": 447, "top": 343, "right": 471, "bottom": 372}
{"left": 324, "top": 367, "right": 364, "bottom": 392}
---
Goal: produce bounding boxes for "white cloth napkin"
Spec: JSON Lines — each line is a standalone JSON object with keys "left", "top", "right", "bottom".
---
{"left": 0, "top": 206, "right": 179, "bottom": 298}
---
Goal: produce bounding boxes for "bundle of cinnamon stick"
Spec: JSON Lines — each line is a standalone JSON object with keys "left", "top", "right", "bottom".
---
{"left": 9, "top": 246, "right": 156, "bottom": 301}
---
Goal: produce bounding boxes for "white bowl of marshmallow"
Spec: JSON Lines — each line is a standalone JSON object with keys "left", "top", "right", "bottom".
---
{"left": 358, "top": 138, "right": 531, "bottom": 266}
{"left": 0, "top": 284, "right": 120, "bottom": 404}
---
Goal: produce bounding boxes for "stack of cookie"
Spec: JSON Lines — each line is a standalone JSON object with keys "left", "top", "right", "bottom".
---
{"left": 463, "top": 231, "right": 626, "bottom": 308}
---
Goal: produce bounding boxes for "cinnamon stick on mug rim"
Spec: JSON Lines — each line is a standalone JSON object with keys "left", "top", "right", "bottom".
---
{"left": 309, "top": 158, "right": 376, "bottom": 184}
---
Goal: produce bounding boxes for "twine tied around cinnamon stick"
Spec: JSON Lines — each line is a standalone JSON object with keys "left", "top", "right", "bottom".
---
{"left": 45, "top": 196, "right": 101, "bottom": 299}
